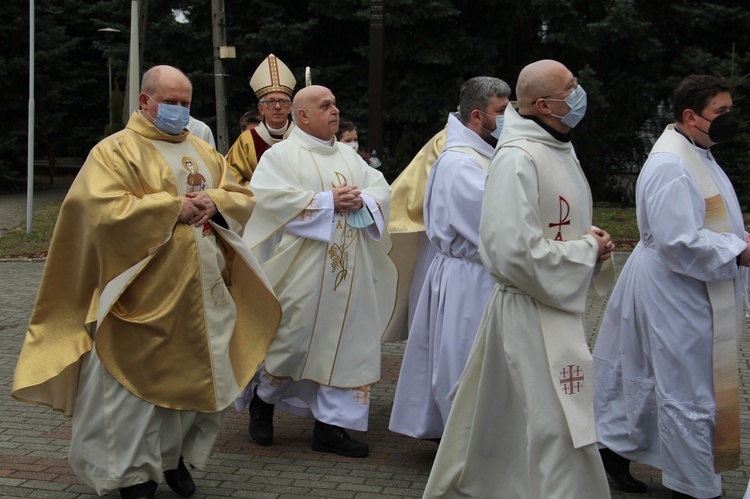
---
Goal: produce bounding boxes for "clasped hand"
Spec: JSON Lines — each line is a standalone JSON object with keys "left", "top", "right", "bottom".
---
{"left": 178, "top": 191, "right": 217, "bottom": 226}
{"left": 332, "top": 183, "right": 363, "bottom": 213}
{"left": 586, "top": 228, "right": 615, "bottom": 262}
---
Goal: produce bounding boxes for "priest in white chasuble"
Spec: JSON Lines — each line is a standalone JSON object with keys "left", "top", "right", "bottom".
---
{"left": 423, "top": 60, "right": 614, "bottom": 499}
{"left": 594, "top": 75, "right": 748, "bottom": 499}
{"left": 11, "top": 65, "right": 281, "bottom": 499}
{"left": 236, "top": 85, "right": 397, "bottom": 457}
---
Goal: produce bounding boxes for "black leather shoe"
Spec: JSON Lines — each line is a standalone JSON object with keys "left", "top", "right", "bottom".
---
{"left": 600, "top": 447, "right": 647, "bottom": 493}
{"left": 312, "top": 420, "right": 369, "bottom": 457}
{"left": 120, "top": 480, "right": 157, "bottom": 499}
{"left": 163, "top": 456, "right": 196, "bottom": 497}
{"left": 249, "top": 386, "right": 275, "bottom": 445}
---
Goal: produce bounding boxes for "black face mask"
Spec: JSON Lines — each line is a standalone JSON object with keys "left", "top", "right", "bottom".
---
{"left": 697, "top": 111, "right": 739, "bottom": 143}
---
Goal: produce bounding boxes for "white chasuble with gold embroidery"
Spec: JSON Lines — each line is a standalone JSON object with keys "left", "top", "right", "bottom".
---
{"left": 244, "top": 127, "right": 397, "bottom": 388}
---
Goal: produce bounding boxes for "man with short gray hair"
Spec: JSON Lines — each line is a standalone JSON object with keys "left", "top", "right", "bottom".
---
{"left": 389, "top": 76, "right": 510, "bottom": 440}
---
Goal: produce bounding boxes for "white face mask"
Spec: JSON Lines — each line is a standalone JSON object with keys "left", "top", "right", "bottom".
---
{"left": 341, "top": 141, "right": 359, "bottom": 151}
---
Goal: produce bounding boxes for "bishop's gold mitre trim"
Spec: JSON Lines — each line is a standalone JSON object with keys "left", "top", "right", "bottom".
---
{"left": 249, "top": 54, "right": 297, "bottom": 99}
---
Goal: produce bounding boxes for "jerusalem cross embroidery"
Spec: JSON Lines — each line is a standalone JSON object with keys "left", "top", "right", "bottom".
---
{"left": 559, "top": 364, "right": 584, "bottom": 395}
{"left": 261, "top": 372, "right": 287, "bottom": 388}
{"left": 299, "top": 199, "right": 320, "bottom": 221}
{"left": 352, "top": 386, "right": 371, "bottom": 405}
{"left": 327, "top": 171, "right": 356, "bottom": 291}
{"left": 548, "top": 195, "right": 571, "bottom": 241}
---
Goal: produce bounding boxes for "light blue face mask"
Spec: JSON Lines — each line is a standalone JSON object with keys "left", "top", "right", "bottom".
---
{"left": 479, "top": 111, "right": 505, "bottom": 139}
{"left": 147, "top": 95, "right": 190, "bottom": 135}
{"left": 548, "top": 84, "right": 587, "bottom": 128}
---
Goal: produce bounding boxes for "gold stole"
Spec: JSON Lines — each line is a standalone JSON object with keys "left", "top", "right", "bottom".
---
{"left": 294, "top": 154, "right": 362, "bottom": 384}
{"left": 503, "top": 139, "right": 598, "bottom": 448}
{"left": 650, "top": 125, "right": 740, "bottom": 471}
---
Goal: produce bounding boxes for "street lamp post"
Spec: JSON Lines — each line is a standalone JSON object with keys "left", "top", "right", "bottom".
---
{"left": 98, "top": 27, "right": 121, "bottom": 127}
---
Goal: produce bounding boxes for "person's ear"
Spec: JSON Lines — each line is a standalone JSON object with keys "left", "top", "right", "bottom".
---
{"left": 535, "top": 98, "right": 551, "bottom": 115}
{"left": 138, "top": 92, "right": 150, "bottom": 111}
{"left": 682, "top": 109, "right": 698, "bottom": 127}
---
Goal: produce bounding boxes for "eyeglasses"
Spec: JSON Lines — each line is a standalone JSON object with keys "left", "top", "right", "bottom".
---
{"left": 533, "top": 77, "right": 578, "bottom": 104}
{"left": 260, "top": 98, "right": 291, "bottom": 108}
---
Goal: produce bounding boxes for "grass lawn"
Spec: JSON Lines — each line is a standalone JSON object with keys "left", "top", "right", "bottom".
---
{"left": 6, "top": 200, "right": 749, "bottom": 259}
{"left": 1, "top": 201, "right": 643, "bottom": 259}
{"left": 592, "top": 204, "right": 640, "bottom": 250}
{"left": 0, "top": 203, "right": 61, "bottom": 259}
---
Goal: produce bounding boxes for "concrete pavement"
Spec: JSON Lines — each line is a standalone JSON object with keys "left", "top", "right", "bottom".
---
{"left": 1, "top": 194, "right": 750, "bottom": 497}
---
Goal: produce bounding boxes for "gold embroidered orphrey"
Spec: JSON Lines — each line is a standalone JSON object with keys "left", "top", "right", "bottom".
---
{"left": 328, "top": 171, "right": 356, "bottom": 291}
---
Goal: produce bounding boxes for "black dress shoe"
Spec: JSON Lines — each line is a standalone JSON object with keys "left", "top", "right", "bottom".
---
{"left": 249, "top": 386, "right": 275, "bottom": 445}
{"left": 120, "top": 480, "right": 157, "bottom": 499}
{"left": 164, "top": 456, "right": 196, "bottom": 497}
{"left": 312, "top": 420, "right": 369, "bottom": 457}
{"left": 599, "top": 447, "right": 647, "bottom": 494}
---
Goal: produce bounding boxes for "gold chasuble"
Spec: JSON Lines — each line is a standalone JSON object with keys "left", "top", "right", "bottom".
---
{"left": 12, "top": 112, "right": 281, "bottom": 416}
{"left": 651, "top": 125, "right": 740, "bottom": 471}
{"left": 245, "top": 127, "right": 397, "bottom": 388}
{"left": 382, "top": 127, "right": 447, "bottom": 341}
{"left": 225, "top": 123, "right": 295, "bottom": 187}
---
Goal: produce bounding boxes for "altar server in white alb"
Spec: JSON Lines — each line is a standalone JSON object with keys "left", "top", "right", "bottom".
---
{"left": 235, "top": 85, "right": 397, "bottom": 457}
{"left": 389, "top": 76, "right": 510, "bottom": 440}
{"left": 594, "top": 74, "right": 748, "bottom": 499}
{"left": 423, "top": 59, "right": 615, "bottom": 499}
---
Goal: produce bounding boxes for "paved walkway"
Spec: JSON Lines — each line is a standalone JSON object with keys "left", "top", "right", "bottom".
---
{"left": 1, "top": 191, "right": 749, "bottom": 497}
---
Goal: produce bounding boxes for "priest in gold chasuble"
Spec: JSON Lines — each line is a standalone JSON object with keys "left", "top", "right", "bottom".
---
{"left": 11, "top": 66, "right": 280, "bottom": 499}
{"left": 225, "top": 54, "right": 297, "bottom": 186}
{"left": 236, "top": 85, "right": 396, "bottom": 457}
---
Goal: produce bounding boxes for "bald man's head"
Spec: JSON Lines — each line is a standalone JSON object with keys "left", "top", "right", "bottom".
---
{"left": 138, "top": 65, "right": 192, "bottom": 130}
{"left": 516, "top": 60, "right": 570, "bottom": 110}
{"left": 141, "top": 65, "right": 192, "bottom": 96}
{"left": 292, "top": 85, "right": 340, "bottom": 140}
{"left": 515, "top": 59, "right": 580, "bottom": 133}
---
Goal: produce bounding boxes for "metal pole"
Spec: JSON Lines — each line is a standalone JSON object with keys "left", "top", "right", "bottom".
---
{"left": 128, "top": 1, "right": 139, "bottom": 116}
{"left": 211, "top": 0, "right": 230, "bottom": 154}
{"left": 26, "top": 0, "right": 35, "bottom": 234}
{"left": 367, "top": 0, "right": 384, "bottom": 161}
{"left": 108, "top": 56, "right": 113, "bottom": 126}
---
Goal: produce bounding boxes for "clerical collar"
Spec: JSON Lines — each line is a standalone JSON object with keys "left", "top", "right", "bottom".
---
{"left": 674, "top": 125, "right": 709, "bottom": 150}
{"left": 301, "top": 129, "right": 335, "bottom": 147}
{"left": 519, "top": 113, "right": 572, "bottom": 142}
{"left": 265, "top": 120, "right": 290, "bottom": 137}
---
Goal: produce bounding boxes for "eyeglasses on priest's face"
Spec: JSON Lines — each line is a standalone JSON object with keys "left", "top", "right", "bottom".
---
{"left": 533, "top": 77, "right": 579, "bottom": 104}
{"left": 259, "top": 98, "right": 292, "bottom": 108}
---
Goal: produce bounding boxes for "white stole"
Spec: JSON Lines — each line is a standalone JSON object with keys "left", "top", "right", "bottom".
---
{"left": 503, "top": 138, "right": 597, "bottom": 449}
